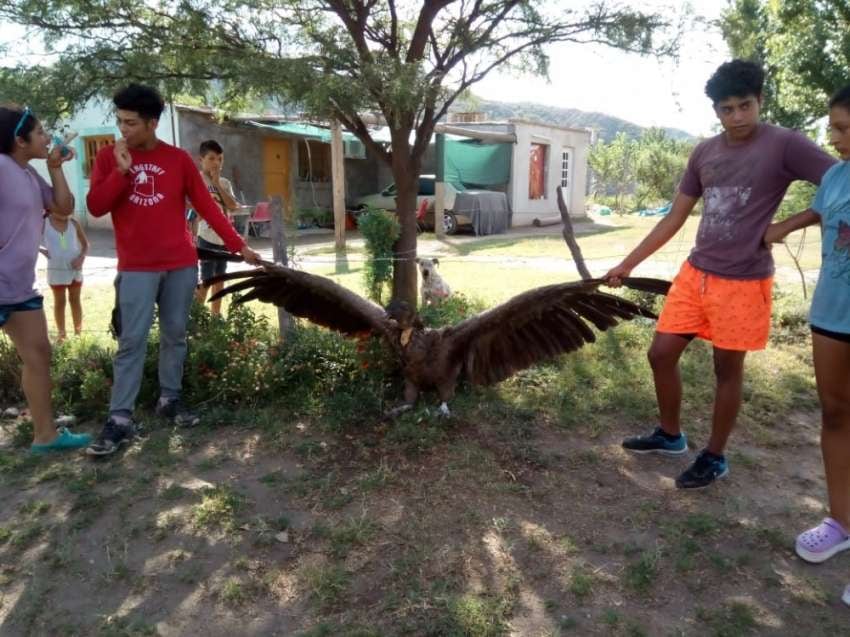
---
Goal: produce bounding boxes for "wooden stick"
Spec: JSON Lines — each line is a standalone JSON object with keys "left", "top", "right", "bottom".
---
{"left": 557, "top": 185, "right": 592, "bottom": 280}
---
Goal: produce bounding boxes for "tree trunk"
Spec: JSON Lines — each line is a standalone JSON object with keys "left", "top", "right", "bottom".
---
{"left": 389, "top": 130, "right": 420, "bottom": 306}
{"left": 391, "top": 169, "right": 419, "bottom": 306}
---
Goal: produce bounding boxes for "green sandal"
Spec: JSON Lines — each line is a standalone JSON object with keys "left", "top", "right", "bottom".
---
{"left": 30, "top": 428, "right": 92, "bottom": 455}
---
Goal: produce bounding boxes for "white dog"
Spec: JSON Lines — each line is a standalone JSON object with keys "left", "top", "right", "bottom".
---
{"left": 416, "top": 257, "right": 452, "bottom": 306}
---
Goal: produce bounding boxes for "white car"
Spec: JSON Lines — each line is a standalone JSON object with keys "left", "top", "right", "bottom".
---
{"left": 355, "top": 175, "right": 468, "bottom": 233}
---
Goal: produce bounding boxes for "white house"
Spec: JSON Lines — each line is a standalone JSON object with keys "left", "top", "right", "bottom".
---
{"left": 440, "top": 117, "right": 592, "bottom": 223}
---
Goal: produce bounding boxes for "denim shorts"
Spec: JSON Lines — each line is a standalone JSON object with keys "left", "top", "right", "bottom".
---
{"left": 811, "top": 324, "right": 850, "bottom": 344}
{"left": 0, "top": 296, "right": 44, "bottom": 328}
{"left": 197, "top": 237, "right": 228, "bottom": 282}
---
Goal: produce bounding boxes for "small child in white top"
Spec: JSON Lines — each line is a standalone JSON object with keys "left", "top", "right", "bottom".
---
{"left": 41, "top": 212, "right": 88, "bottom": 340}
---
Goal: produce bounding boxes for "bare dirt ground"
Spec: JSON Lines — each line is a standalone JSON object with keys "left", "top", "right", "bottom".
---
{"left": 0, "top": 397, "right": 846, "bottom": 636}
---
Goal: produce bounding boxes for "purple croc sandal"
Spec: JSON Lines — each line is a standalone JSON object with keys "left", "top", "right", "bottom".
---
{"left": 796, "top": 518, "right": 850, "bottom": 563}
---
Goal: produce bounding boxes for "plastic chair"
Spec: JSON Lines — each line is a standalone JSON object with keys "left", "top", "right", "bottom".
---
{"left": 246, "top": 201, "right": 272, "bottom": 237}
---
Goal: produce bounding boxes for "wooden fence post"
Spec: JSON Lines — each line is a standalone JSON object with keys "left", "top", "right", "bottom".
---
{"left": 270, "top": 195, "right": 292, "bottom": 337}
{"left": 331, "top": 121, "right": 347, "bottom": 251}
{"left": 434, "top": 132, "right": 446, "bottom": 238}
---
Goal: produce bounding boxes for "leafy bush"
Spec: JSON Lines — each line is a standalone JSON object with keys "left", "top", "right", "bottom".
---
{"left": 6, "top": 298, "right": 395, "bottom": 424}
{"left": 775, "top": 175, "right": 817, "bottom": 222}
{"left": 51, "top": 337, "right": 114, "bottom": 418}
{"left": 0, "top": 337, "right": 22, "bottom": 405}
{"left": 183, "top": 300, "right": 275, "bottom": 406}
{"left": 357, "top": 207, "right": 400, "bottom": 303}
{"left": 270, "top": 326, "right": 397, "bottom": 424}
{"left": 418, "top": 292, "right": 486, "bottom": 327}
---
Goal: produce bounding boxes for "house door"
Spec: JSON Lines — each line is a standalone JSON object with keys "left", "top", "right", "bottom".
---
{"left": 263, "top": 138, "right": 293, "bottom": 219}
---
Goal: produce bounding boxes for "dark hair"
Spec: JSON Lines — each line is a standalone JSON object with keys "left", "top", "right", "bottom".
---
{"left": 0, "top": 105, "right": 38, "bottom": 154}
{"left": 113, "top": 84, "right": 165, "bottom": 120}
{"left": 829, "top": 85, "right": 850, "bottom": 112}
{"left": 199, "top": 140, "right": 224, "bottom": 156}
{"left": 705, "top": 60, "right": 765, "bottom": 104}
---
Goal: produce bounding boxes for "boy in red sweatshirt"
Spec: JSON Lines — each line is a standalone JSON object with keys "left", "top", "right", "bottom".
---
{"left": 86, "top": 84, "right": 260, "bottom": 456}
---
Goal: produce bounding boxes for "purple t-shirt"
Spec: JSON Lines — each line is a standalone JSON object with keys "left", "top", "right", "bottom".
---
{"left": 0, "top": 154, "right": 54, "bottom": 304}
{"left": 680, "top": 124, "right": 836, "bottom": 279}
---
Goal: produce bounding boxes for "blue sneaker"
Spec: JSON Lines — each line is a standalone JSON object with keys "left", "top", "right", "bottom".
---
{"left": 30, "top": 427, "right": 92, "bottom": 455}
{"left": 675, "top": 449, "right": 729, "bottom": 489}
{"left": 622, "top": 427, "right": 687, "bottom": 456}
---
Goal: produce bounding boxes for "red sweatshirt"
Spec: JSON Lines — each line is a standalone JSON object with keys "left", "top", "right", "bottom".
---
{"left": 87, "top": 141, "right": 245, "bottom": 271}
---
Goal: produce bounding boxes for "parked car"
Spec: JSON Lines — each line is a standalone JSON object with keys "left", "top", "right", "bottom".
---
{"left": 354, "top": 176, "right": 453, "bottom": 212}
{"left": 420, "top": 205, "right": 472, "bottom": 235}
{"left": 423, "top": 189, "right": 512, "bottom": 235}
{"left": 355, "top": 175, "right": 473, "bottom": 234}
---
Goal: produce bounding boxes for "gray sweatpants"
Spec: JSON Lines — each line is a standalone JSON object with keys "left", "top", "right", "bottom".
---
{"left": 109, "top": 266, "right": 198, "bottom": 417}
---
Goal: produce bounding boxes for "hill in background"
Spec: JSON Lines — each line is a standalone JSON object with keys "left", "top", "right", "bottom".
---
{"left": 451, "top": 97, "right": 697, "bottom": 143}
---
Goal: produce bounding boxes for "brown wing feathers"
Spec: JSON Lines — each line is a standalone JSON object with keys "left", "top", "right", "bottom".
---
{"left": 207, "top": 267, "right": 387, "bottom": 336}
{"left": 452, "top": 281, "right": 660, "bottom": 386}
{"left": 204, "top": 248, "right": 670, "bottom": 388}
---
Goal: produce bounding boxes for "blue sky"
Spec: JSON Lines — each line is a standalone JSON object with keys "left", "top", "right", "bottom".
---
{"left": 474, "top": 1, "right": 729, "bottom": 136}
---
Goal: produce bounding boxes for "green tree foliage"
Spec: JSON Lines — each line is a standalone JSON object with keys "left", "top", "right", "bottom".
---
{"left": 634, "top": 128, "right": 692, "bottom": 206}
{"left": 590, "top": 128, "right": 693, "bottom": 213}
{"left": 1, "top": 0, "right": 676, "bottom": 304}
{"left": 357, "top": 208, "right": 401, "bottom": 304}
{"left": 720, "top": 0, "right": 850, "bottom": 128}
{"left": 588, "top": 132, "right": 636, "bottom": 214}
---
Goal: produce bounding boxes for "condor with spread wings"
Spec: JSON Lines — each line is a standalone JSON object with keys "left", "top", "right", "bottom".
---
{"left": 204, "top": 250, "right": 669, "bottom": 416}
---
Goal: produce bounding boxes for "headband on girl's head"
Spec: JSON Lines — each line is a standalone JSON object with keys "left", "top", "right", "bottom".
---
{"left": 12, "top": 106, "right": 32, "bottom": 139}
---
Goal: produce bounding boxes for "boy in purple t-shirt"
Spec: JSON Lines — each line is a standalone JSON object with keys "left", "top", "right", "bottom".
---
{"left": 606, "top": 60, "right": 836, "bottom": 488}
{"left": 0, "top": 105, "right": 91, "bottom": 453}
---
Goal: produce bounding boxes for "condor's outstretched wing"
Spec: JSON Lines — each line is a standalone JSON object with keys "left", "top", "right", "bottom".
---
{"left": 207, "top": 265, "right": 389, "bottom": 337}
{"left": 443, "top": 277, "right": 667, "bottom": 386}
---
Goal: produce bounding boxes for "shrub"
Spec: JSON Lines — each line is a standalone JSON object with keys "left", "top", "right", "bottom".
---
{"left": 183, "top": 300, "right": 275, "bottom": 406}
{"left": 0, "top": 337, "right": 22, "bottom": 404}
{"left": 51, "top": 337, "right": 114, "bottom": 418}
{"left": 357, "top": 207, "right": 400, "bottom": 303}
{"left": 8, "top": 296, "right": 393, "bottom": 424}
{"left": 418, "top": 292, "right": 486, "bottom": 327}
{"left": 268, "top": 326, "right": 396, "bottom": 423}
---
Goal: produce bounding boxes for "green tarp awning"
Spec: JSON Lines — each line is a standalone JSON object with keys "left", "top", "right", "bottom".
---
{"left": 444, "top": 138, "right": 512, "bottom": 188}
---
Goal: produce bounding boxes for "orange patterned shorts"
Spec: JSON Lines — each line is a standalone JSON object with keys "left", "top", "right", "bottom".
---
{"left": 656, "top": 261, "right": 773, "bottom": 351}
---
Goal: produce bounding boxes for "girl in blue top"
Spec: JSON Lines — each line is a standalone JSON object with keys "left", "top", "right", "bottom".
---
{"left": 765, "top": 84, "right": 850, "bottom": 605}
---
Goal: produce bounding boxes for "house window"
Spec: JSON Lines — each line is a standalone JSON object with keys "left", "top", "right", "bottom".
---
{"left": 297, "top": 140, "right": 330, "bottom": 181}
{"left": 82, "top": 134, "right": 116, "bottom": 178}
{"left": 529, "top": 143, "right": 548, "bottom": 200}
{"left": 560, "top": 148, "right": 572, "bottom": 190}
